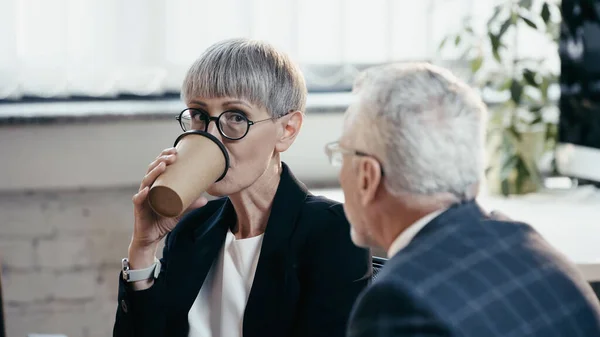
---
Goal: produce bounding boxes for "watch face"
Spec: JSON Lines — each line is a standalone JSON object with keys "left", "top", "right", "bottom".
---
{"left": 121, "top": 258, "right": 130, "bottom": 281}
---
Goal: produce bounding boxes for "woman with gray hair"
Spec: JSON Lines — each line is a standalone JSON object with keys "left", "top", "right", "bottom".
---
{"left": 112, "top": 38, "right": 370, "bottom": 337}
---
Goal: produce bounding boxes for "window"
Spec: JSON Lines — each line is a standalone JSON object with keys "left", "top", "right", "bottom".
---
{"left": 0, "top": 0, "right": 556, "bottom": 100}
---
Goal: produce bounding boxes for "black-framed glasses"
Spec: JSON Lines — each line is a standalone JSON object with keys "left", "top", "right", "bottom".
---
{"left": 324, "top": 141, "right": 385, "bottom": 175}
{"left": 176, "top": 108, "right": 274, "bottom": 140}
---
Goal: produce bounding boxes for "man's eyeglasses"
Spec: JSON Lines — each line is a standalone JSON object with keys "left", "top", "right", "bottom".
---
{"left": 324, "top": 141, "right": 385, "bottom": 175}
{"left": 176, "top": 108, "right": 274, "bottom": 141}
{"left": 325, "top": 141, "right": 384, "bottom": 176}
{"left": 324, "top": 141, "right": 369, "bottom": 166}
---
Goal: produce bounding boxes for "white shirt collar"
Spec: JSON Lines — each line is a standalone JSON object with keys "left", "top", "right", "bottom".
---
{"left": 387, "top": 208, "right": 447, "bottom": 258}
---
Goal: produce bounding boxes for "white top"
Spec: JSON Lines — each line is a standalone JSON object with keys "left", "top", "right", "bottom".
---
{"left": 387, "top": 208, "right": 447, "bottom": 258}
{"left": 188, "top": 230, "right": 264, "bottom": 337}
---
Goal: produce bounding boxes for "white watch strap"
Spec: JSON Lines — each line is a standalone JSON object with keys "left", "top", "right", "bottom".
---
{"left": 122, "top": 257, "right": 161, "bottom": 282}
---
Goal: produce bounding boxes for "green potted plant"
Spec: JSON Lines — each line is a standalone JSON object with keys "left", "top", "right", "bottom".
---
{"left": 440, "top": 0, "right": 561, "bottom": 196}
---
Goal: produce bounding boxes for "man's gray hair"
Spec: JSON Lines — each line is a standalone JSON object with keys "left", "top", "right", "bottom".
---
{"left": 352, "top": 63, "right": 487, "bottom": 199}
{"left": 181, "top": 38, "right": 307, "bottom": 118}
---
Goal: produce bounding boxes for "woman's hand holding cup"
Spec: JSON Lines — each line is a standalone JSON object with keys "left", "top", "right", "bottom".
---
{"left": 128, "top": 147, "right": 208, "bottom": 283}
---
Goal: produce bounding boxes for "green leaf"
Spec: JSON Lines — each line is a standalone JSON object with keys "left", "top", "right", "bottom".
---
{"left": 501, "top": 178, "right": 510, "bottom": 196}
{"left": 454, "top": 35, "right": 462, "bottom": 46}
{"left": 498, "top": 155, "right": 518, "bottom": 189}
{"left": 529, "top": 105, "right": 544, "bottom": 113}
{"left": 531, "top": 115, "right": 543, "bottom": 124}
{"left": 520, "top": 15, "right": 538, "bottom": 29}
{"left": 488, "top": 32, "right": 502, "bottom": 62}
{"left": 515, "top": 156, "right": 531, "bottom": 194}
{"left": 545, "top": 122, "right": 558, "bottom": 143}
{"left": 508, "top": 125, "right": 522, "bottom": 141}
{"left": 438, "top": 36, "right": 448, "bottom": 50}
{"left": 530, "top": 105, "right": 544, "bottom": 123}
{"left": 501, "top": 132, "right": 515, "bottom": 160}
{"left": 488, "top": 32, "right": 498, "bottom": 47}
{"left": 488, "top": 5, "right": 503, "bottom": 26}
{"left": 510, "top": 80, "right": 524, "bottom": 104}
{"left": 493, "top": 49, "right": 502, "bottom": 63}
{"left": 499, "top": 78, "right": 513, "bottom": 90}
{"left": 511, "top": 11, "right": 519, "bottom": 24}
{"left": 541, "top": 2, "right": 551, "bottom": 24}
{"left": 540, "top": 77, "right": 551, "bottom": 100}
{"left": 519, "top": 0, "right": 533, "bottom": 10}
{"left": 523, "top": 68, "right": 538, "bottom": 87}
{"left": 501, "top": 155, "right": 518, "bottom": 180}
{"left": 498, "top": 18, "right": 512, "bottom": 38}
{"left": 471, "top": 55, "right": 484, "bottom": 73}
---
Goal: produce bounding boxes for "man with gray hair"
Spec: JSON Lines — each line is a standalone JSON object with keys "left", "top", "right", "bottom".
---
{"left": 325, "top": 63, "right": 600, "bottom": 336}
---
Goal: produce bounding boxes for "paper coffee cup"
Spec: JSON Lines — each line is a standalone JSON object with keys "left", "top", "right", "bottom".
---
{"left": 148, "top": 130, "right": 229, "bottom": 218}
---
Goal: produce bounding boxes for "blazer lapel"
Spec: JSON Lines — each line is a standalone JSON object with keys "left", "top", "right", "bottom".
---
{"left": 243, "top": 163, "right": 309, "bottom": 336}
{"left": 165, "top": 199, "right": 234, "bottom": 328}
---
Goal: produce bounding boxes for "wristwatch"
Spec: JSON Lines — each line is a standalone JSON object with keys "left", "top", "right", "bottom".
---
{"left": 121, "top": 257, "right": 161, "bottom": 282}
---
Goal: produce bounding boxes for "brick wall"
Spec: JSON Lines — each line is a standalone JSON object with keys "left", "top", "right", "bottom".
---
{"left": 0, "top": 187, "right": 152, "bottom": 337}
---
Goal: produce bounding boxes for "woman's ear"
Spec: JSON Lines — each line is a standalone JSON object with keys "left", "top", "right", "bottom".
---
{"left": 275, "top": 111, "right": 303, "bottom": 153}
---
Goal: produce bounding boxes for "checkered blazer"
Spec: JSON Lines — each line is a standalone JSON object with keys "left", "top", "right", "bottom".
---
{"left": 348, "top": 200, "right": 600, "bottom": 337}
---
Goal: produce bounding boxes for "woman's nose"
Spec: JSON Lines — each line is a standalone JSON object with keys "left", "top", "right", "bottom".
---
{"left": 206, "top": 121, "right": 222, "bottom": 141}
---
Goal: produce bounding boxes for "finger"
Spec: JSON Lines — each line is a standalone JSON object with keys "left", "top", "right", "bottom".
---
{"left": 133, "top": 186, "right": 149, "bottom": 206}
{"left": 146, "top": 153, "right": 177, "bottom": 175}
{"left": 144, "top": 148, "right": 177, "bottom": 175}
{"left": 160, "top": 147, "right": 177, "bottom": 156}
{"left": 139, "top": 162, "right": 167, "bottom": 192}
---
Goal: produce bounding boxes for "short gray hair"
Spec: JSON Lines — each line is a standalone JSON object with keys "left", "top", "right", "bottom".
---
{"left": 181, "top": 38, "right": 307, "bottom": 118}
{"left": 352, "top": 63, "right": 487, "bottom": 199}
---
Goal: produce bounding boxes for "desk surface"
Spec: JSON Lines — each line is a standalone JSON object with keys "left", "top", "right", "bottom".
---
{"left": 312, "top": 186, "right": 600, "bottom": 282}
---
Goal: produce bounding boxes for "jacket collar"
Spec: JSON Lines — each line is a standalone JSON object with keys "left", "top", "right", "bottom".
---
{"left": 243, "top": 162, "right": 310, "bottom": 335}
{"left": 255, "top": 162, "right": 309, "bottom": 255}
{"left": 411, "top": 199, "right": 487, "bottom": 243}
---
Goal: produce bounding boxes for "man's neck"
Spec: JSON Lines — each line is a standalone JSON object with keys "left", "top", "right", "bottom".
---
{"left": 373, "top": 193, "right": 457, "bottom": 254}
{"left": 376, "top": 208, "right": 429, "bottom": 253}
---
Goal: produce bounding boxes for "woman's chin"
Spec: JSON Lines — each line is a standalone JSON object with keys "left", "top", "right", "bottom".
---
{"left": 206, "top": 180, "right": 236, "bottom": 197}
{"left": 205, "top": 186, "right": 225, "bottom": 197}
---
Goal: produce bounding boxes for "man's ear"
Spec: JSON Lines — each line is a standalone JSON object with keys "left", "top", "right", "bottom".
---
{"left": 275, "top": 111, "right": 303, "bottom": 153}
{"left": 357, "top": 157, "right": 383, "bottom": 206}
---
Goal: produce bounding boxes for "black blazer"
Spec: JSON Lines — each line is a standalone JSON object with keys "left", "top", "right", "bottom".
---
{"left": 114, "top": 163, "right": 371, "bottom": 337}
{"left": 348, "top": 201, "right": 600, "bottom": 337}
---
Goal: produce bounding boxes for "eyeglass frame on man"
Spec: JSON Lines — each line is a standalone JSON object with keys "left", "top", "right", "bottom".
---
{"left": 175, "top": 108, "right": 275, "bottom": 141}
{"left": 324, "top": 141, "right": 385, "bottom": 175}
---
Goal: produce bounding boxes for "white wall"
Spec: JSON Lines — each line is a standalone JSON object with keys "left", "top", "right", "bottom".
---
{"left": 0, "top": 112, "right": 345, "bottom": 192}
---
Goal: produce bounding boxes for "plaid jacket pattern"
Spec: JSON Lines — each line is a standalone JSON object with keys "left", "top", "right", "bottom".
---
{"left": 348, "top": 201, "right": 600, "bottom": 337}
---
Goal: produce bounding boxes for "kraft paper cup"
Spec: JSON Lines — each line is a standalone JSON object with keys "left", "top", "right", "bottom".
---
{"left": 148, "top": 130, "right": 229, "bottom": 218}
